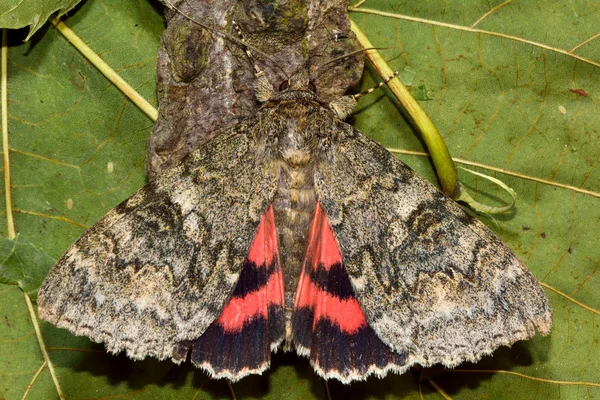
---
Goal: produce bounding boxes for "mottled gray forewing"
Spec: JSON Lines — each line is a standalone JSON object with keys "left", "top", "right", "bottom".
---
{"left": 38, "top": 122, "right": 279, "bottom": 362}
{"left": 315, "top": 125, "right": 552, "bottom": 367}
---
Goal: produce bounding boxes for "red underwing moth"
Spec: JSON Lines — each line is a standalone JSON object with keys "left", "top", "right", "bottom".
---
{"left": 37, "top": 12, "right": 552, "bottom": 385}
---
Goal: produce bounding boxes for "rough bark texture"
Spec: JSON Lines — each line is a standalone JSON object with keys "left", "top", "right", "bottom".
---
{"left": 147, "top": 0, "right": 364, "bottom": 180}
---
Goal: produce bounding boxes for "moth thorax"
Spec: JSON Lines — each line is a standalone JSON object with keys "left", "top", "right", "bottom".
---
{"left": 278, "top": 128, "right": 316, "bottom": 168}
{"left": 281, "top": 148, "right": 311, "bottom": 168}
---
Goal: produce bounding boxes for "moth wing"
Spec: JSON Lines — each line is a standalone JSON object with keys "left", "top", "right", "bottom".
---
{"left": 38, "top": 124, "right": 279, "bottom": 362}
{"left": 176, "top": 205, "right": 286, "bottom": 380}
{"left": 293, "top": 203, "right": 406, "bottom": 382}
{"left": 314, "top": 125, "right": 552, "bottom": 369}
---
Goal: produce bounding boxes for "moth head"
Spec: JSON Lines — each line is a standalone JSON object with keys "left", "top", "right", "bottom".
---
{"left": 259, "top": 67, "right": 357, "bottom": 120}
{"left": 255, "top": 69, "right": 319, "bottom": 103}
{"left": 279, "top": 70, "right": 317, "bottom": 93}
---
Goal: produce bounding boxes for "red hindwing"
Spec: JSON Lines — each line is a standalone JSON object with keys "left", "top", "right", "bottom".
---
{"left": 293, "top": 203, "right": 407, "bottom": 382}
{"left": 174, "top": 205, "right": 285, "bottom": 381}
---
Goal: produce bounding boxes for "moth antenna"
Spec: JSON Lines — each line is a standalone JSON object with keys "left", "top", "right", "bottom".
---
{"left": 329, "top": 71, "right": 399, "bottom": 119}
{"left": 164, "top": 0, "right": 288, "bottom": 81}
{"left": 311, "top": 47, "right": 369, "bottom": 74}
{"left": 351, "top": 71, "right": 399, "bottom": 100}
{"left": 231, "top": 21, "right": 262, "bottom": 77}
{"left": 231, "top": 20, "right": 275, "bottom": 102}
{"left": 311, "top": 46, "right": 396, "bottom": 78}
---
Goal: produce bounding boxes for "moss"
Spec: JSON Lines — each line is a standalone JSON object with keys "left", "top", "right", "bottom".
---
{"left": 301, "top": 37, "right": 309, "bottom": 58}
{"left": 166, "top": 20, "right": 209, "bottom": 82}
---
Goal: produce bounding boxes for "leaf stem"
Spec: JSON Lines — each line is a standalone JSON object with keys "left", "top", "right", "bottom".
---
{"left": 51, "top": 18, "right": 159, "bottom": 122}
{"left": 349, "top": 20, "right": 461, "bottom": 198}
{"left": 23, "top": 291, "right": 65, "bottom": 400}
{"left": 427, "top": 379, "right": 453, "bottom": 400}
{"left": 386, "top": 148, "right": 600, "bottom": 199}
{"left": 227, "top": 382, "right": 237, "bottom": 400}
{"left": 348, "top": 6, "right": 600, "bottom": 69}
{"left": 454, "top": 167, "right": 517, "bottom": 214}
{"left": 1, "top": 29, "right": 16, "bottom": 239}
{"left": 21, "top": 361, "right": 47, "bottom": 400}
{"left": 444, "top": 368, "right": 600, "bottom": 387}
{"left": 540, "top": 282, "right": 600, "bottom": 316}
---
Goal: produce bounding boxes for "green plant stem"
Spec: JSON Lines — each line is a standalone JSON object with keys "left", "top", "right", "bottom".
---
{"left": 24, "top": 292, "right": 65, "bottom": 400}
{"left": 1, "top": 29, "right": 15, "bottom": 239}
{"left": 349, "top": 19, "right": 461, "bottom": 199}
{"left": 51, "top": 18, "right": 159, "bottom": 122}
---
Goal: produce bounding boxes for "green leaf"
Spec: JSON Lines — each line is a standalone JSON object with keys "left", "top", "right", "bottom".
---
{"left": 0, "top": 0, "right": 83, "bottom": 39}
{"left": 0, "top": 235, "right": 54, "bottom": 299}
{"left": 1, "top": 0, "right": 599, "bottom": 399}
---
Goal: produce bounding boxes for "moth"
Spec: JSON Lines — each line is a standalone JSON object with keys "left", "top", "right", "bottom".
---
{"left": 38, "top": 19, "right": 552, "bottom": 384}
